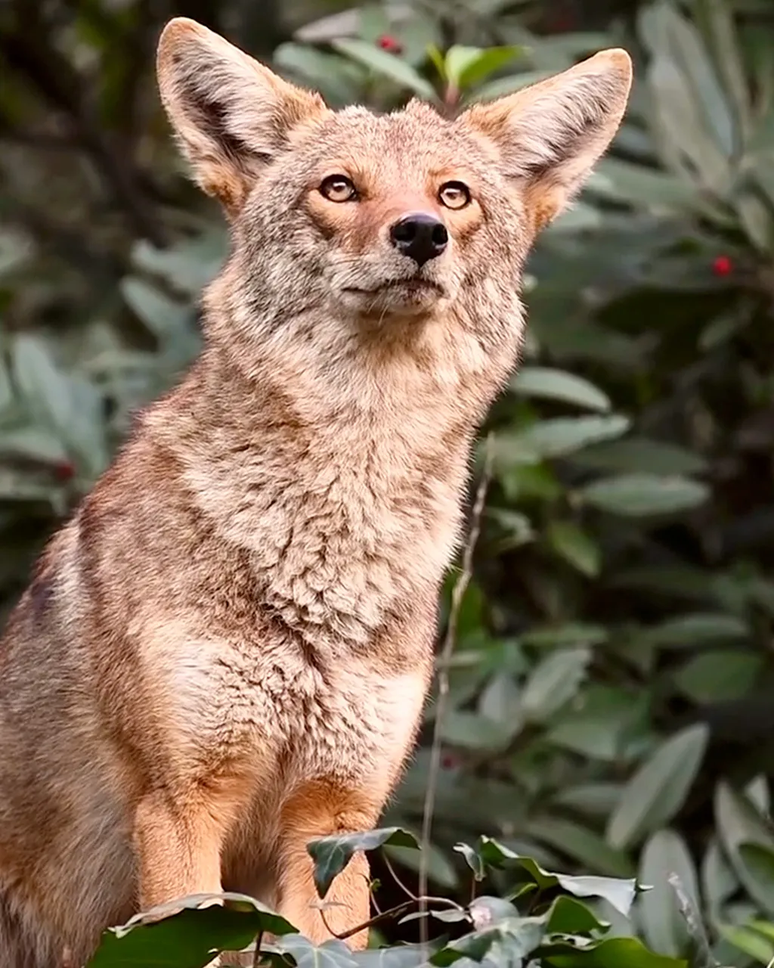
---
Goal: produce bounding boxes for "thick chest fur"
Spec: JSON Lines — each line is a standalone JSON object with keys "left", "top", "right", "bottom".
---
{"left": 171, "top": 412, "right": 468, "bottom": 650}
{"left": 143, "top": 617, "right": 431, "bottom": 789}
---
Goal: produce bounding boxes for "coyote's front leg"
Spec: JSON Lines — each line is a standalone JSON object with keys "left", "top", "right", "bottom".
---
{"left": 275, "top": 781, "right": 379, "bottom": 950}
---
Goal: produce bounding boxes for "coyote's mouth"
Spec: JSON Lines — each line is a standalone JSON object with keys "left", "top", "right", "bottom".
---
{"left": 343, "top": 278, "right": 445, "bottom": 297}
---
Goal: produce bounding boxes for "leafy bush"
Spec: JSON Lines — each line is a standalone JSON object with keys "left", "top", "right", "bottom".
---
{"left": 5, "top": 0, "right": 774, "bottom": 965}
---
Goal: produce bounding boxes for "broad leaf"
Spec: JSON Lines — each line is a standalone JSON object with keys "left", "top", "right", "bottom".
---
{"left": 579, "top": 474, "right": 709, "bottom": 517}
{"left": 638, "top": 830, "right": 699, "bottom": 957}
{"left": 331, "top": 38, "right": 436, "bottom": 99}
{"left": 716, "top": 782, "right": 774, "bottom": 915}
{"left": 495, "top": 415, "right": 630, "bottom": 464}
{"left": 275, "top": 935, "right": 360, "bottom": 968}
{"left": 308, "top": 828, "right": 419, "bottom": 897}
{"left": 510, "top": 367, "right": 611, "bottom": 413}
{"left": 521, "top": 648, "right": 591, "bottom": 722}
{"left": 88, "top": 893, "right": 296, "bottom": 967}
{"left": 607, "top": 724, "right": 708, "bottom": 848}
{"left": 538, "top": 935, "right": 687, "bottom": 968}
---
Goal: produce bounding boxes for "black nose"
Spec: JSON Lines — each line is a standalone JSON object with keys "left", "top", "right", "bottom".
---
{"left": 390, "top": 212, "right": 448, "bottom": 266}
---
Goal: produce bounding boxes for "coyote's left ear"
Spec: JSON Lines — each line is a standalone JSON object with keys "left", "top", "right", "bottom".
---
{"left": 461, "top": 49, "right": 632, "bottom": 232}
{"left": 157, "top": 18, "right": 328, "bottom": 215}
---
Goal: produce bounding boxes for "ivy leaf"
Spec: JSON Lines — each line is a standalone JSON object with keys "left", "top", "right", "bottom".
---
{"left": 308, "top": 828, "right": 419, "bottom": 897}
{"left": 275, "top": 935, "right": 360, "bottom": 968}
{"left": 88, "top": 893, "right": 297, "bottom": 967}
{"left": 537, "top": 935, "right": 687, "bottom": 968}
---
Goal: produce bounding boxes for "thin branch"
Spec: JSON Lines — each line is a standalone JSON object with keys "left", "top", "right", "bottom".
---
{"left": 382, "top": 851, "right": 418, "bottom": 902}
{"left": 320, "top": 894, "right": 462, "bottom": 943}
{"left": 418, "top": 434, "right": 494, "bottom": 947}
{"left": 252, "top": 929, "right": 264, "bottom": 968}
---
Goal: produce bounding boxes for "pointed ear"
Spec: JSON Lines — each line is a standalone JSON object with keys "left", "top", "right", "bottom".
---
{"left": 156, "top": 18, "right": 328, "bottom": 215}
{"left": 461, "top": 49, "right": 632, "bottom": 232}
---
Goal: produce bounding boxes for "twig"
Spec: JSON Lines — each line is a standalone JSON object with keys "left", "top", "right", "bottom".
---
{"left": 252, "top": 929, "right": 264, "bottom": 968}
{"left": 382, "top": 851, "right": 419, "bottom": 902}
{"left": 418, "top": 434, "right": 494, "bottom": 947}
{"left": 320, "top": 894, "right": 463, "bottom": 942}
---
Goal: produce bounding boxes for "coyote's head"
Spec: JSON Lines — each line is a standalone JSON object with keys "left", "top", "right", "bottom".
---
{"left": 156, "top": 19, "right": 631, "bottom": 408}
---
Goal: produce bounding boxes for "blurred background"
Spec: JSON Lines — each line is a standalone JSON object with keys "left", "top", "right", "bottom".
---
{"left": 3, "top": 0, "right": 774, "bottom": 961}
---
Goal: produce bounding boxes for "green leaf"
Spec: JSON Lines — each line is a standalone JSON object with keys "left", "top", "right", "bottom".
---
{"left": 120, "top": 277, "right": 191, "bottom": 339}
{"left": 718, "top": 924, "right": 774, "bottom": 965}
{"left": 432, "top": 920, "right": 545, "bottom": 967}
{"left": 573, "top": 438, "right": 708, "bottom": 477}
{"left": 351, "top": 943, "right": 432, "bottom": 968}
{"left": 276, "top": 935, "right": 360, "bottom": 968}
{"left": 638, "top": 830, "right": 699, "bottom": 957}
{"left": 644, "top": 612, "right": 750, "bottom": 648}
{"left": 715, "top": 782, "right": 774, "bottom": 915}
{"left": 11, "top": 334, "right": 109, "bottom": 477}
{"left": 546, "top": 684, "right": 649, "bottom": 765}
{"left": 544, "top": 895, "right": 611, "bottom": 935}
{"left": 701, "top": 838, "right": 739, "bottom": 924}
{"left": 639, "top": 5, "right": 729, "bottom": 192}
{"left": 539, "top": 935, "right": 687, "bottom": 968}
{"left": 308, "top": 828, "right": 419, "bottom": 897}
{"left": 520, "top": 624, "right": 608, "bottom": 650}
{"left": 550, "top": 784, "right": 625, "bottom": 821}
{"left": 440, "top": 710, "right": 514, "bottom": 750}
{"left": 460, "top": 840, "right": 638, "bottom": 917}
{"left": 643, "top": 614, "right": 749, "bottom": 649}
{"left": 88, "top": 893, "right": 297, "bottom": 967}
{"left": 495, "top": 415, "right": 630, "bottom": 464}
{"left": 472, "top": 70, "right": 552, "bottom": 102}
{"left": 510, "top": 367, "right": 611, "bottom": 413}
{"left": 694, "top": 0, "right": 751, "bottom": 142}
{"left": 525, "top": 816, "right": 634, "bottom": 878}
{"left": 478, "top": 672, "right": 523, "bottom": 738}
{"left": 607, "top": 724, "right": 709, "bottom": 849}
{"left": 547, "top": 521, "right": 601, "bottom": 578}
{"left": 330, "top": 38, "right": 436, "bottom": 100}
{"left": 588, "top": 159, "right": 707, "bottom": 215}
{"left": 444, "top": 46, "right": 521, "bottom": 91}
{"left": 578, "top": 474, "right": 710, "bottom": 517}
{"left": 673, "top": 650, "right": 762, "bottom": 703}
{"left": 521, "top": 648, "right": 591, "bottom": 723}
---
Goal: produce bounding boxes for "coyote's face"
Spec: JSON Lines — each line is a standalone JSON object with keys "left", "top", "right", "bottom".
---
{"left": 156, "top": 19, "right": 630, "bottom": 385}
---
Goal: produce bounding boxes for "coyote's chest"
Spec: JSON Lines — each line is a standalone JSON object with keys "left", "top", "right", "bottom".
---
{"left": 149, "top": 616, "right": 431, "bottom": 787}
{"left": 184, "top": 425, "right": 465, "bottom": 650}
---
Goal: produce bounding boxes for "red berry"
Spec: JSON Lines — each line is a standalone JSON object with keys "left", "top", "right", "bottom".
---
{"left": 377, "top": 35, "right": 402, "bottom": 54}
{"left": 712, "top": 255, "right": 733, "bottom": 277}
{"left": 54, "top": 461, "right": 75, "bottom": 482}
{"left": 441, "top": 753, "right": 459, "bottom": 770}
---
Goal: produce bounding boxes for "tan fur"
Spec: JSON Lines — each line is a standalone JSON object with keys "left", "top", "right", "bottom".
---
{"left": 0, "top": 18, "right": 631, "bottom": 966}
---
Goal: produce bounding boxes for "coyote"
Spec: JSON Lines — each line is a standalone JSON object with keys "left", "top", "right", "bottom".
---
{"left": 0, "top": 17, "right": 631, "bottom": 967}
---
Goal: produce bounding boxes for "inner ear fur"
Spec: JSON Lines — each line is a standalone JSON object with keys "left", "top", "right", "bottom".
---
{"left": 156, "top": 17, "right": 328, "bottom": 215}
{"left": 461, "top": 48, "right": 633, "bottom": 232}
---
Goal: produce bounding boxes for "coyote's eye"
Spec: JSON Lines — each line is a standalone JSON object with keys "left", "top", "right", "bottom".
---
{"left": 320, "top": 175, "right": 357, "bottom": 202}
{"left": 438, "top": 181, "right": 471, "bottom": 210}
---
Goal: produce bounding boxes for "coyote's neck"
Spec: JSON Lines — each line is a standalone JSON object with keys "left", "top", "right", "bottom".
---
{"left": 150, "top": 345, "right": 477, "bottom": 653}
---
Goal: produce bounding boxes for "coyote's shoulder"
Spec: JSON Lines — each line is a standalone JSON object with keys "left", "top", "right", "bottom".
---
{"left": 0, "top": 16, "right": 631, "bottom": 967}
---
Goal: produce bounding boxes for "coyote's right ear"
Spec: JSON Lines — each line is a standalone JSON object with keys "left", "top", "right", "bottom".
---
{"left": 157, "top": 18, "right": 328, "bottom": 215}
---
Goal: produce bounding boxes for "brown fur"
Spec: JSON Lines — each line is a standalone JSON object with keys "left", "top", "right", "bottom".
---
{"left": 0, "top": 18, "right": 631, "bottom": 966}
